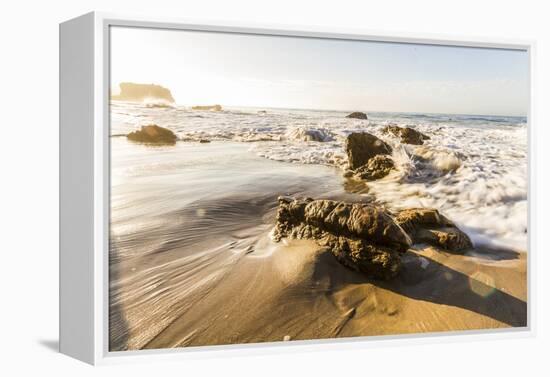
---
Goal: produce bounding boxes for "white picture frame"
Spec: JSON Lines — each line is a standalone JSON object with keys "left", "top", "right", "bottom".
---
{"left": 59, "top": 11, "right": 536, "bottom": 365}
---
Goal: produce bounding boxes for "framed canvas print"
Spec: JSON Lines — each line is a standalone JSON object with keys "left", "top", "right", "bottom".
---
{"left": 59, "top": 12, "right": 534, "bottom": 365}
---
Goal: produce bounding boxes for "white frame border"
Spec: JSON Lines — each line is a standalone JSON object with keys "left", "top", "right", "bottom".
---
{"left": 86, "top": 11, "right": 535, "bottom": 365}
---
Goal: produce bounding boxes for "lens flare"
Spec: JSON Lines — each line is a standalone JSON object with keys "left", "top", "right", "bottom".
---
{"left": 468, "top": 271, "right": 496, "bottom": 297}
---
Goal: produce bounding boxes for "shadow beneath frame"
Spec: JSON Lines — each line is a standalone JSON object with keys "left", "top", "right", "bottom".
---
{"left": 38, "top": 339, "right": 59, "bottom": 353}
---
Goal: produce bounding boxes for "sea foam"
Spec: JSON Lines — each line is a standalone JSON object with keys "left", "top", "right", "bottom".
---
{"left": 111, "top": 102, "right": 528, "bottom": 251}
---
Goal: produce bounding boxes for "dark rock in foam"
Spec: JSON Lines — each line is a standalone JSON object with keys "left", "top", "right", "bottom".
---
{"left": 383, "top": 125, "right": 430, "bottom": 145}
{"left": 354, "top": 155, "right": 395, "bottom": 180}
{"left": 345, "top": 132, "right": 392, "bottom": 170}
{"left": 127, "top": 125, "right": 177, "bottom": 145}
{"left": 346, "top": 111, "right": 369, "bottom": 120}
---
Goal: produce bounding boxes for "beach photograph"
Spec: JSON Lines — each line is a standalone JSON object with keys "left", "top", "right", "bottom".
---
{"left": 108, "top": 26, "right": 528, "bottom": 351}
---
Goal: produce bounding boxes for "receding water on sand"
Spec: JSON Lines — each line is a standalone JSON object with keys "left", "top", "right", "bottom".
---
{"left": 109, "top": 139, "right": 372, "bottom": 350}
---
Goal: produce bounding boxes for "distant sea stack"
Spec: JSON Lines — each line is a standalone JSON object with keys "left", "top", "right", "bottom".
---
{"left": 112, "top": 82, "right": 175, "bottom": 103}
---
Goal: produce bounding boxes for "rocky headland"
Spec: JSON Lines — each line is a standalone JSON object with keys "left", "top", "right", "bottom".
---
{"left": 112, "top": 82, "right": 175, "bottom": 103}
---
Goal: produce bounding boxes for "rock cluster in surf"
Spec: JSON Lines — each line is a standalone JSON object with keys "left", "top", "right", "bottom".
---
{"left": 345, "top": 132, "right": 392, "bottom": 170}
{"left": 127, "top": 124, "right": 177, "bottom": 145}
{"left": 353, "top": 155, "right": 395, "bottom": 180}
{"left": 273, "top": 197, "right": 473, "bottom": 280}
{"left": 382, "top": 125, "right": 430, "bottom": 145}
{"left": 344, "top": 132, "right": 395, "bottom": 180}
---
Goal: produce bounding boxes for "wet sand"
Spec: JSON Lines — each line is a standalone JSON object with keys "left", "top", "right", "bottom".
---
{"left": 109, "top": 140, "right": 527, "bottom": 351}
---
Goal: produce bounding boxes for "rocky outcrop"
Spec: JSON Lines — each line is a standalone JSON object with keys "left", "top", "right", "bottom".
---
{"left": 191, "top": 104, "right": 222, "bottom": 111}
{"left": 394, "top": 208, "right": 472, "bottom": 252}
{"left": 345, "top": 132, "right": 392, "bottom": 170}
{"left": 346, "top": 112, "right": 368, "bottom": 120}
{"left": 112, "top": 82, "right": 175, "bottom": 103}
{"left": 383, "top": 125, "right": 429, "bottom": 145}
{"left": 354, "top": 155, "right": 394, "bottom": 180}
{"left": 273, "top": 197, "right": 411, "bottom": 280}
{"left": 127, "top": 125, "right": 177, "bottom": 145}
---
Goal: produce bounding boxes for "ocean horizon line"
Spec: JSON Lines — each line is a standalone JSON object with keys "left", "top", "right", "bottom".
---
{"left": 220, "top": 105, "right": 528, "bottom": 119}
{"left": 111, "top": 99, "right": 527, "bottom": 119}
{"left": 145, "top": 101, "right": 527, "bottom": 119}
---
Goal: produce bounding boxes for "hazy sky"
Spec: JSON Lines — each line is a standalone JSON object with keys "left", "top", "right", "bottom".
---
{"left": 110, "top": 26, "right": 529, "bottom": 116}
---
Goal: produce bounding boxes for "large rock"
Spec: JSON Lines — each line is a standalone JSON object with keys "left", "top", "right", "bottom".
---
{"left": 345, "top": 132, "right": 392, "bottom": 170}
{"left": 127, "top": 125, "right": 177, "bottom": 145}
{"left": 383, "top": 125, "right": 429, "bottom": 145}
{"left": 112, "top": 82, "right": 175, "bottom": 103}
{"left": 273, "top": 197, "right": 411, "bottom": 279}
{"left": 346, "top": 112, "right": 368, "bottom": 120}
{"left": 394, "top": 208, "right": 472, "bottom": 252}
{"left": 354, "top": 155, "right": 394, "bottom": 180}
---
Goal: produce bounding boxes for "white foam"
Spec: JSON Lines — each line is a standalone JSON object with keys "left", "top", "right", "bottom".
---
{"left": 111, "top": 102, "right": 528, "bottom": 251}
{"left": 284, "top": 126, "right": 335, "bottom": 142}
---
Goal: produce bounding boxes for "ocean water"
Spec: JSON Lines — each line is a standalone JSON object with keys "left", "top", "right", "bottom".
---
{"left": 111, "top": 102, "right": 528, "bottom": 252}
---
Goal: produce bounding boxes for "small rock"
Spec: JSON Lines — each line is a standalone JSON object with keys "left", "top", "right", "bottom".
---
{"left": 343, "top": 170, "right": 355, "bottom": 178}
{"left": 394, "top": 208, "right": 472, "bottom": 253}
{"left": 346, "top": 111, "right": 368, "bottom": 120}
{"left": 354, "top": 155, "right": 394, "bottom": 180}
{"left": 383, "top": 125, "right": 429, "bottom": 145}
{"left": 127, "top": 124, "right": 177, "bottom": 145}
